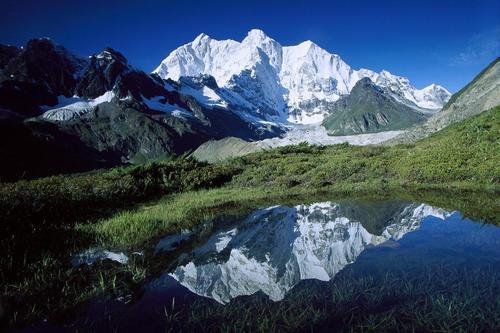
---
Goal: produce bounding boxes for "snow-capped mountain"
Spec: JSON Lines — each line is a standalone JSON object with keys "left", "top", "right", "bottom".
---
{"left": 168, "top": 201, "right": 451, "bottom": 304}
{"left": 154, "top": 29, "right": 451, "bottom": 124}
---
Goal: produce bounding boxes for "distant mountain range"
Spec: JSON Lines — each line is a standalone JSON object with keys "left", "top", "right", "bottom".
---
{"left": 5, "top": 30, "right": 489, "bottom": 181}
{"left": 192, "top": 57, "right": 499, "bottom": 162}
{"left": 322, "top": 77, "right": 430, "bottom": 135}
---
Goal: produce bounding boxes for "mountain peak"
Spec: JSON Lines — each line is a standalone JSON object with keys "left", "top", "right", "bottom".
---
{"left": 380, "top": 70, "right": 396, "bottom": 78}
{"left": 154, "top": 31, "right": 451, "bottom": 123}
{"left": 302, "top": 40, "right": 315, "bottom": 46}
{"left": 246, "top": 29, "right": 268, "bottom": 39}
{"left": 350, "top": 77, "right": 386, "bottom": 96}
{"left": 423, "top": 83, "right": 449, "bottom": 93}
{"left": 294, "top": 40, "right": 319, "bottom": 53}
{"left": 30, "top": 37, "right": 54, "bottom": 44}
{"left": 25, "top": 37, "right": 58, "bottom": 52}
{"left": 95, "top": 48, "right": 128, "bottom": 64}
{"left": 193, "top": 32, "right": 210, "bottom": 44}
{"left": 355, "top": 77, "right": 376, "bottom": 87}
{"left": 243, "top": 29, "right": 274, "bottom": 45}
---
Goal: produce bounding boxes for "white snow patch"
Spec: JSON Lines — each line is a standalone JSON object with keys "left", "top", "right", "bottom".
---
{"left": 141, "top": 95, "right": 192, "bottom": 117}
{"left": 42, "top": 91, "right": 115, "bottom": 121}
{"left": 180, "top": 85, "right": 228, "bottom": 108}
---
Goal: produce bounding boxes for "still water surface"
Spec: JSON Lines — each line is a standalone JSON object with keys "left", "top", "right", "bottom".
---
{"left": 25, "top": 199, "right": 500, "bottom": 332}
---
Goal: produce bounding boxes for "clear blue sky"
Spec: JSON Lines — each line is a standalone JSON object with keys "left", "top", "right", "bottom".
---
{"left": 0, "top": 0, "right": 498, "bottom": 92}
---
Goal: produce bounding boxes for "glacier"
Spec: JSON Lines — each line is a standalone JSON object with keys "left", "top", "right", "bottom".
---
{"left": 42, "top": 91, "right": 115, "bottom": 121}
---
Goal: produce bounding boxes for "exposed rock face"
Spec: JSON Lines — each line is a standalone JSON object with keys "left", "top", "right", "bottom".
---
{"left": 167, "top": 201, "right": 450, "bottom": 304}
{"left": 322, "top": 78, "right": 430, "bottom": 135}
{"left": 387, "top": 58, "right": 500, "bottom": 144}
{"left": 75, "top": 48, "right": 131, "bottom": 98}
{"left": 0, "top": 38, "right": 88, "bottom": 117}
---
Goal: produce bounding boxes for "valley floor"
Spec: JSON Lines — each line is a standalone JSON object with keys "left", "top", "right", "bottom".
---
{"left": 192, "top": 124, "right": 405, "bottom": 162}
{"left": 259, "top": 124, "right": 404, "bottom": 147}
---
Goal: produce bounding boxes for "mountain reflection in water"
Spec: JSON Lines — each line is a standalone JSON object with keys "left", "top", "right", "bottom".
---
{"left": 165, "top": 201, "right": 451, "bottom": 303}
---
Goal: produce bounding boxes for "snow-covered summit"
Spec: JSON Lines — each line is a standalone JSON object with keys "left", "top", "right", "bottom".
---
{"left": 154, "top": 29, "right": 451, "bottom": 124}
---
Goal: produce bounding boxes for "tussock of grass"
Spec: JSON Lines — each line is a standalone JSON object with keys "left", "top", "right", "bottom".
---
{"left": 3, "top": 253, "right": 148, "bottom": 327}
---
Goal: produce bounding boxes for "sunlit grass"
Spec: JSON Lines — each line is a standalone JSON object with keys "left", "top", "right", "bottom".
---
{"left": 86, "top": 181, "right": 499, "bottom": 250}
{"left": 83, "top": 186, "right": 325, "bottom": 248}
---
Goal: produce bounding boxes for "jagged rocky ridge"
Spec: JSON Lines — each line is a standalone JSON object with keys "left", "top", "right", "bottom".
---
{"left": 154, "top": 29, "right": 451, "bottom": 124}
{"left": 0, "top": 38, "right": 283, "bottom": 179}
{"left": 161, "top": 201, "right": 451, "bottom": 304}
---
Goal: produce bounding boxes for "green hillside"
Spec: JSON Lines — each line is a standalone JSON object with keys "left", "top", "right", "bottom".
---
{"left": 234, "top": 105, "right": 499, "bottom": 189}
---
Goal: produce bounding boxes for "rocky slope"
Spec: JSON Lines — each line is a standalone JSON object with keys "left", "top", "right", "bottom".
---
{"left": 0, "top": 38, "right": 282, "bottom": 180}
{"left": 387, "top": 57, "right": 500, "bottom": 144}
{"left": 322, "top": 78, "right": 430, "bottom": 135}
{"left": 0, "top": 39, "right": 88, "bottom": 118}
{"left": 154, "top": 29, "right": 450, "bottom": 124}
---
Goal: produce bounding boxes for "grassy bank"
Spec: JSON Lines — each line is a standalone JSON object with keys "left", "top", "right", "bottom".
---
{"left": 86, "top": 184, "right": 499, "bottom": 249}
{"left": 228, "top": 106, "right": 499, "bottom": 189}
{"left": 0, "top": 158, "right": 241, "bottom": 232}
